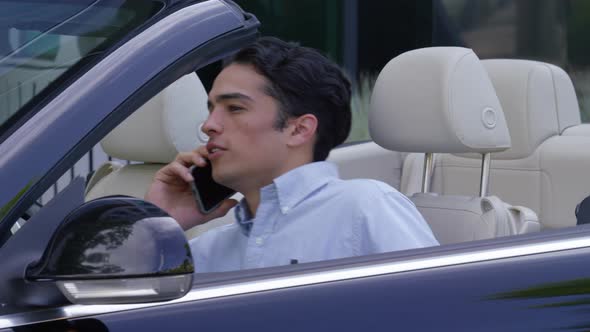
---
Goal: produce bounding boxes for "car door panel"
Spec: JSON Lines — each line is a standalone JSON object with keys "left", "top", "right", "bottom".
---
{"left": 71, "top": 246, "right": 590, "bottom": 331}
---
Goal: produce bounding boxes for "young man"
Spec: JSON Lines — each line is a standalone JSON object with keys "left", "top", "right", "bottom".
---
{"left": 146, "top": 37, "right": 438, "bottom": 272}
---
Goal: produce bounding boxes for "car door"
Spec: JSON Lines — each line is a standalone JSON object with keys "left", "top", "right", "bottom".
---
{"left": 4, "top": 227, "right": 590, "bottom": 331}
{"left": 0, "top": 229, "right": 590, "bottom": 331}
{"left": 77, "top": 228, "right": 590, "bottom": 332}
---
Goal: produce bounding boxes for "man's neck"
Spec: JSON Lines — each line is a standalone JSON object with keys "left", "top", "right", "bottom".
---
{"left": 240, "top": 163, "right": 306, "bottom": 217}
{"left": 242, "top": 189, "right": 261, "bottom": 217}
{"left": 239, "top": 154, "right": 313, "bottom": 217}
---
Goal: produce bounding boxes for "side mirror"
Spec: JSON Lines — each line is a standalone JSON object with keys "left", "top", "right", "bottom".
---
{"left": 25, "top": 196, "right": 194, "bottom": 304}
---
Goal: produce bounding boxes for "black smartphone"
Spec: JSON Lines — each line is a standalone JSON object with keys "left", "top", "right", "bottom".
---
{"left": 190, "top": 161, "right": 236, "bottom": 214}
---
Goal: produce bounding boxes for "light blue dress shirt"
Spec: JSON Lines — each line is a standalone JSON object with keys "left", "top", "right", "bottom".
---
{"left": 189, "top": 161, "right": 438, "bottom": 273}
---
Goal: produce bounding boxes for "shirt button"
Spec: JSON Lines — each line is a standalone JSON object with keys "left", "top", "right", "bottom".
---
{"left": 281, "top": 206, "right": 290, "bottom": 214}
{"left": 255, "top": 237, "right": 263, "bottom": 245}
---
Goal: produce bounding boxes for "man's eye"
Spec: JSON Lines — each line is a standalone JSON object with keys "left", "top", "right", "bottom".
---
{"left": 228, "top": 105, "right": 244, "bottom": 112}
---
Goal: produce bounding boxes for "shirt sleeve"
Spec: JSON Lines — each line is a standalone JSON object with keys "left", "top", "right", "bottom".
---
{"left": 356, "top": 182, "right": 439, "bottom": 254}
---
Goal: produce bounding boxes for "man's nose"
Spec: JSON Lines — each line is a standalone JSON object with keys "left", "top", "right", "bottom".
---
{"left": 201, "top": 112, "right": 223, "bottom": 138}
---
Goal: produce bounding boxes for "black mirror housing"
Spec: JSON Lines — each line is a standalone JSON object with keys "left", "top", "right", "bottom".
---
{"left": 26, "top": 196, "right": 194, "bottom": 304}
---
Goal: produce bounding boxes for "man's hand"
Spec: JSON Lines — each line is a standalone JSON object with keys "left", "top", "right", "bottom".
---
{"left": 145, "top": 146, "right": 238, "bottom": 230}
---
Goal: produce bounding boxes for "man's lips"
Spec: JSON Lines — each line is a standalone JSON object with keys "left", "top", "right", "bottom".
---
{"left": 206, "top": 142, "right": 226, "bottom": 159}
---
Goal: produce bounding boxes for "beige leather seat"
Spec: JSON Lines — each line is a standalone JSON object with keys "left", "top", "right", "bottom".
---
{"left": 371, "top": 47, "right": 540, "bottom": 244}
{"left": 85, "top": 73, "right": 236, "bottom": 238}
{"left": 484, "top": 59, "right": 590, "bottom": 137}
{"left": 327, "top": 142, "right": 405, "bottom": 190}
{"left": 402, "top": 59, "right": 590, "bottom": 229}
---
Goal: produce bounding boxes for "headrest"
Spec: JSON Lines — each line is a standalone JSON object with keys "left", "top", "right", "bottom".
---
{"left": 482, "top": 59, "right": 580, "bottom": 159}
{"left": 101, "top": 73, "right": 209, "bottom": 163}
{"left": 369, "top": 47, "right": 511, "bottom": 153}
{"left": 563, "top": 124, "right": 590, "bottom": 136}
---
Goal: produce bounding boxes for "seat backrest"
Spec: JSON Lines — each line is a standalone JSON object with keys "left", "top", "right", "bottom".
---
{"left": 327, "top": 142, "right": 405, "bottom": 190}
{"left": 402, "top": 59, "right": 590, "bottom": 229}
{"left": 489, "top": 59, "right": 590, "bottom": 138}
{"left": 370, "top": 47, "right": 539, "bottom": 244}
{"left": 85, "top": 73, "right": 235, "bottom": 237}
{"left": 85, "top": 72, "right": 209, "bottom": 199}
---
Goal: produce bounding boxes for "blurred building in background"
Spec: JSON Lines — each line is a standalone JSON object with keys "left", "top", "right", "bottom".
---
{"left": 235, "top": 0, "right": 590, "bottom": 141}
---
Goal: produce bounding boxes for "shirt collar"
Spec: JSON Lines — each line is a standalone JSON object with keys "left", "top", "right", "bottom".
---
{"left": 272, "top": 161, "right": 339, "bottom": 214}
{"left": 233, "top": 161, "right": 339, "bottom": 234}
{"left": 234, "top": 199, "right": 253, "bottom": 235}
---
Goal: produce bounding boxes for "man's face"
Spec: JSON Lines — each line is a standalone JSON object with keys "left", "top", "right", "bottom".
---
{"left": 203, "top": 63, "right": 291, "bottom": 191}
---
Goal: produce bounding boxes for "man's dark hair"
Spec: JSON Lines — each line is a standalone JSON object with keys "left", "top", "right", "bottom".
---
{"left": 225, "top": 36, "right": 352, "bottom": 161}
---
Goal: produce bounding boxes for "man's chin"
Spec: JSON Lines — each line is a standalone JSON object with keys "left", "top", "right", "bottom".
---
{"left": 212, "top": 170, "right": 237, "bottom": 189}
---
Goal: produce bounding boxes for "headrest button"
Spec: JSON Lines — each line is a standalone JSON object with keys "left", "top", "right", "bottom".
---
{"left": 197, "top": 123, "right": 209, "bottom": 144}
{"left": 482, "top": 108, "right": 497, "bottom": 129}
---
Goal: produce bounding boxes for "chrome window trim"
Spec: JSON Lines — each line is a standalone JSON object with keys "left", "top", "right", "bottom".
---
{"left": 2, "top": 235, "right": 590, "bottom": 328}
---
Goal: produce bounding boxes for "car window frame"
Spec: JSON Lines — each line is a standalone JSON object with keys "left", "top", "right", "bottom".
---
{"left": 0, "top": 0, "right": 168, "bottom": 145}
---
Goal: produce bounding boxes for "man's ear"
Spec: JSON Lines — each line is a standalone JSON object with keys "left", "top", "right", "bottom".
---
{"left": 286, "top": 114, "right": 318, "bottom": 147}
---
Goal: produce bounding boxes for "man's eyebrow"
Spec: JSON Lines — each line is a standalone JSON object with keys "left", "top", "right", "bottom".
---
{"left": 207, "top": 93, "right": 253, "bottom": 111}
{"left": 214, "top": 92, "right": 254, "bottom": 103}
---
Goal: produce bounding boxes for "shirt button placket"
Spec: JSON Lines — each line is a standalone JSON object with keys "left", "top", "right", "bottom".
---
{"left": 245, "top": 217, "right": 266, "bottom": 269}
{"left": 255, "top": 237, "right": 264, "bottom": 246}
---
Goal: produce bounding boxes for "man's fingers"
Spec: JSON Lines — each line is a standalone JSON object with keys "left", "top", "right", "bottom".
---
{"left": 174, "top": 151, "right": 197, "bottom": 166}
{"left": 193, "top": 146, "right": 209, "bottom": 166}
{"left": 155, "top": 146, "right": 216, "bottom": 187}
{"left": 192, "top": 155, "right": 207, "bottom": 167}
{"left": 174, "top": 147, "right": 208, "bottom": 167}
{"left": 158, "top": 161, "right": 193, "bottom": 183}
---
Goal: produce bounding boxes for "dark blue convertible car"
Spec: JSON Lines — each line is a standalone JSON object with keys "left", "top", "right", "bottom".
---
{"left": 2, "top": 0, "right": 590, "bottom": 331}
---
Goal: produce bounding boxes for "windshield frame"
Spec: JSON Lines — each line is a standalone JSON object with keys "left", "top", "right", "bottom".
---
{"left": 0, "top": 0, "right": 167, "bottom": 144}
